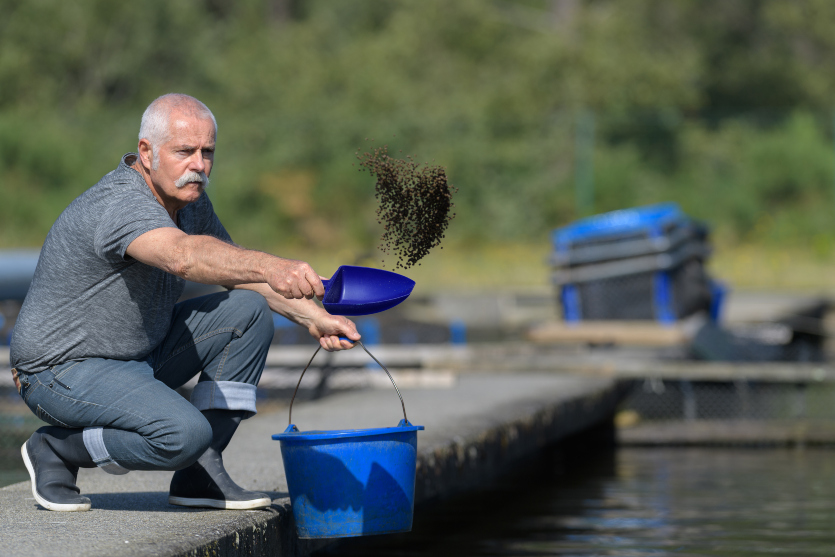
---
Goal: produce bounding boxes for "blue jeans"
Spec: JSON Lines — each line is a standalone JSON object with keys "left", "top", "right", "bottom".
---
{"left": 17, "top": 289, "right": 274, "bottom": 474}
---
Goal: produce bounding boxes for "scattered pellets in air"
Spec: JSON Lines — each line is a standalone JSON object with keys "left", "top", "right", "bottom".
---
{"left": 357, "top": 144, "right": 457, "bottom": 270}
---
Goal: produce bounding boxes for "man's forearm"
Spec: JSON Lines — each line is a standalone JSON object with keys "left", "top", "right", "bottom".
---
{"left": 233, "top": 282, "right": 322, "bottom": 326}
{"left": 176, "top": 235, "right": 269, "bottom": 286}
{"left": 233, "top": 282, "right": 361, "bottom": 352}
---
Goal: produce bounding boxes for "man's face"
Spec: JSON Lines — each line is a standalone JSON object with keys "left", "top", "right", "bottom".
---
{"left": 143, "top": 112, "right": 216, "bottom": 211}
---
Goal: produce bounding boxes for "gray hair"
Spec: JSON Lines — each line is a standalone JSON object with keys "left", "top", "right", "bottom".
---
{"left": 138, "top": 93, "right": 217, "bottom": 170}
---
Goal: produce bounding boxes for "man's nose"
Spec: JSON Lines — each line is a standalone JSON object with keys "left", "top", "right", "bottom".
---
{"left": 188, "top": 151, "right": 206, "bottom": 173}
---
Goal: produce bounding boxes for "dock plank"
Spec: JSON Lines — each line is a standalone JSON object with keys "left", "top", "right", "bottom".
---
{"left": 527, "top": 321, "right": 690, "bottom": 346}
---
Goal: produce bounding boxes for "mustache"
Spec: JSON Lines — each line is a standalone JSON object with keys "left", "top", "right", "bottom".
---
{"left": 174, "top": 171, "right": 210, "bottom": 189}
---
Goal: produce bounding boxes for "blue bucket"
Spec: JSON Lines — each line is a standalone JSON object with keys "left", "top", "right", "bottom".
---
{"left": 273, "top": 420, "right": 424, "bottom": 538}
{"left": 272, "top": 341, "right": 424, "bottom": 539}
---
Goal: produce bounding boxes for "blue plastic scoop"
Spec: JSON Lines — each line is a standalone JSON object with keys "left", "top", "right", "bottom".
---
{"left": 321, "top": 265, "right": 415, "bottom": 316}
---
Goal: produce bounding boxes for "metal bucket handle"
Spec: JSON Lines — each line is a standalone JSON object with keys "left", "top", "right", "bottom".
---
{"left": 287, "top": 340, "right": 410, "bottom": 428}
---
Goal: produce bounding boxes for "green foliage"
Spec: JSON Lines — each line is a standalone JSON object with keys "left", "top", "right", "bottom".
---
{"left": 593, "top": 111, "right": 835, "bottom": 242}
{"left": 1, "top": 0, "right": 835, "bottom": 252}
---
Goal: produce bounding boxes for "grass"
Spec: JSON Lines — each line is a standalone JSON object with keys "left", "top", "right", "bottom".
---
{"left": 710, "top": 243, "right": 835, "bottom": 295}
{"left": 275, "top": 239, "right": 835, "bottom": 296}
{"left": 6, "top": 232, "right": 835, "bottom": 296}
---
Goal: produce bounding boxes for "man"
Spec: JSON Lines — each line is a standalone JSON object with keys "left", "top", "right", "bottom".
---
{"left": 10, "top": 93, "right": 360, "bottom": 512}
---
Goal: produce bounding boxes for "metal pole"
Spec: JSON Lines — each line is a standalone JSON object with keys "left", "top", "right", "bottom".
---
{"left": 681, "top": 380, "right": 697, "bottom": 422}
{"left": 735, "top": 379, "right": 751, "bottom": 420}
{"left": 575, "top": 109, "right": 595, "bottom": 218}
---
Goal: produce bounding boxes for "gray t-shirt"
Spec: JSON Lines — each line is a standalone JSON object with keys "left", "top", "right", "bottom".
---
{"left": 11, "top": 153, "right": 232, "bottom": 372}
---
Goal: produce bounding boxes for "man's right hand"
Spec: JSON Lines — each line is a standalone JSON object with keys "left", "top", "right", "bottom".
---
{"left": 263, "top": 258, "right": 325, "bottom": 301}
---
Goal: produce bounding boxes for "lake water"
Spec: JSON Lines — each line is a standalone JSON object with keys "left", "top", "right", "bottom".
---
{"left": 322, "top": 446, "right": 835, "bottom": 556}
{"left": 0, "top": 405, "right": 40, "bottom": 489}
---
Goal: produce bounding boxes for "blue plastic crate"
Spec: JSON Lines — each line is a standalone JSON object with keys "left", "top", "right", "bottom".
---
{"left": 551, "top": 203, "right": 718, "bottom": 324}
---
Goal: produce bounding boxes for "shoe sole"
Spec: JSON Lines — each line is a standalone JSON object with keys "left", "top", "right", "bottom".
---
{"left": 21, "top": 442, "right": 91, "bottom": 512}
{"left": 168, "top": 495, "right": 273, "bottom": 510}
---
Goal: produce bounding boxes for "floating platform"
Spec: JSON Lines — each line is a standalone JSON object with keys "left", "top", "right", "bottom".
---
{"left": 619, "top": 420, "right": 835, "bottom": 446}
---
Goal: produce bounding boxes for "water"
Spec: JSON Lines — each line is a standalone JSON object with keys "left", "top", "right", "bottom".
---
{"left": 0, "top": 470, "right": 27, "bottom": 487}
{"left": 0, "top": 406, "right": 41, "bottom": 488}
{"left": 323, "top": 446, "right": 835, "bottom": 556}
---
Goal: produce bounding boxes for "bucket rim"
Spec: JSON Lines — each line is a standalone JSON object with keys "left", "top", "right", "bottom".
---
{"left": 272, "top": 424, "right": 424, "bottom": 441}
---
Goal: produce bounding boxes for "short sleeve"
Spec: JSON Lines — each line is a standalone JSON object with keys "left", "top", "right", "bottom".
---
{"left": 93, "top": 190, "right": 177, "bottom": 261}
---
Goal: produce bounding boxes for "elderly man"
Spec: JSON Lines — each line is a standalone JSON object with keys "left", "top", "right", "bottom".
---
{"left": 11, "top": 93, "right": 360, "bottom": 512}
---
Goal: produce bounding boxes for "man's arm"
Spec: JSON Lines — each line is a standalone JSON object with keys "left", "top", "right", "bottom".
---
{"left": 126, "top": 227, "right": 360, "bottom": 351}
{"left": 126, "top": 227, "right": 324, "bottom": 299}
{"left": 233, "top": 282, "right": 360, "bottom": 351}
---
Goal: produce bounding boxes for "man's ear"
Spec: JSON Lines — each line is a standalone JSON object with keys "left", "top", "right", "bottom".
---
{"left": 137, "top": 138, "right": 154, "bottom": 169}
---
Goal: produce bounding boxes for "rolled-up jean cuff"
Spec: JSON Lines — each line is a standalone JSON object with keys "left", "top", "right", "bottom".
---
{"left": 191, "top": 381, "right": 257, "bottom": 417}
{"left": 82, "top": 427, "right": 130, "bottom": 475}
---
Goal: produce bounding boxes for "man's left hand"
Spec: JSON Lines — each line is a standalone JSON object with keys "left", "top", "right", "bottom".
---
{"left": 308, "top": 314, "right": 361, "bottom": 351}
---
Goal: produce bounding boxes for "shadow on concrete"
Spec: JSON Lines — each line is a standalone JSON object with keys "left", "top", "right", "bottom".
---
{"left": 86, "top": 490, "right": 287, "bottom": 512}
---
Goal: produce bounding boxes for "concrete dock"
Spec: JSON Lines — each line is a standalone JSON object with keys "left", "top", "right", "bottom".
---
{"left": 0, "top": 368, "right": 626, "bottom": 557}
